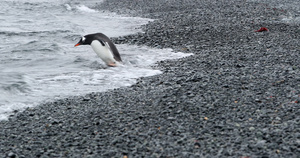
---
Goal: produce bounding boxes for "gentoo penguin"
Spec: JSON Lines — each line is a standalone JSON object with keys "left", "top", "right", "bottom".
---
{"left": 74, "top": 33, "right": 122, "bottom": 67}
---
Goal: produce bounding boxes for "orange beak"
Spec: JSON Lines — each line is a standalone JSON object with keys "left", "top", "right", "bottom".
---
{"left": 74, "top": 43, "right": 81, "bottom": 47}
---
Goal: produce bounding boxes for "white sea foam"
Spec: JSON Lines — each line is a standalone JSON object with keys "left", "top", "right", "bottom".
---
{"left": 76, "top": 5, "right": 98, "bottom": 13}
{"left": 64, "top": 4, "right": 72, "bottom": 11}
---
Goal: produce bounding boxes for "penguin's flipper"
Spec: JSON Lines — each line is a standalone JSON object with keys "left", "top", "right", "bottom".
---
{"left": 98, "top": 39, "right": 106, "bottom": 46}
{"left": 98, "top": 40, "right": 122, "bottom": 62}
{"left": 97, "top": 40, "right": 112, "bottom": 54}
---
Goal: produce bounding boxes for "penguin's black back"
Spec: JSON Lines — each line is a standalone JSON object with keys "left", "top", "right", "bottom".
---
{"left": 86, "top": 33, "right": 122, "bottom": 62}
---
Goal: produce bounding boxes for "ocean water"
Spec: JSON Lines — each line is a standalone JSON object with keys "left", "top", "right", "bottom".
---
{"left": 0, "top": 0, "right": 191, "bottom": 120}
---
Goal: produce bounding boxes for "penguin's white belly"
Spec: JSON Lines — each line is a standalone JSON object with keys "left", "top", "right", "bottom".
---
{"left": 90, "top": 40, "right": 116, "bottom": 65}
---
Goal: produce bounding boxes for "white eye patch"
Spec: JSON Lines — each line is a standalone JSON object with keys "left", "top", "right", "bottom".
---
{"left": 82, "top": 36, "right": 86, "bottom": 42}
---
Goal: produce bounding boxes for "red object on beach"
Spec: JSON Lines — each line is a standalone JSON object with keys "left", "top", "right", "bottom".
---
{"left": 255, "top": 27, "right": 269, "bottom": 32}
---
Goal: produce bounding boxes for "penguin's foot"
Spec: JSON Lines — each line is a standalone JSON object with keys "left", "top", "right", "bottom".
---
{"left": 107, "top": 62, "right": 117, "bottom": 67}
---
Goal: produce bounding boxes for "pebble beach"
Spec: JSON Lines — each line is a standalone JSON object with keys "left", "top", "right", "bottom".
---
{"left": 1, "top": 0, "right": 299, "bottom": 157}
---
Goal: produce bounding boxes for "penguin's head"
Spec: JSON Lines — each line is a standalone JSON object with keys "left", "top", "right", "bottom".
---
{"left": 74, "top": 36, "right": 92, "bottom": 47}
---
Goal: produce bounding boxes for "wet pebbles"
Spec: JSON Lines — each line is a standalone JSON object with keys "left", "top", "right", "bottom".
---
{"left": 1, "top": 0, "right": 299, "bottom": 157}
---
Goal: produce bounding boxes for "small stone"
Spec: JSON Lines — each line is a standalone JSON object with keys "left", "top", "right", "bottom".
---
{"left": 167, "top": 117, "right": 175, "bottom": 120}
{"left": 8, "top": 152, "right": 17, "bottom": 158}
